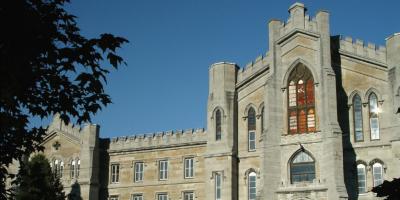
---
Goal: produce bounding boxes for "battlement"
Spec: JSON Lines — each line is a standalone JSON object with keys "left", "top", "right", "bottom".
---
{"left": 339, "top": 36, "right": 387, "bottom": 65}
{"left": 237, "top": 52, "right": 271, "bottom": 83}
{"left": 279, "top": 14, "right": 318, "bottom": 37}
{"left": 47, "top": 114, "right": 83, "bottom": 141}
{"left": 109, "top": 128, "right": 207, "bottom": 152}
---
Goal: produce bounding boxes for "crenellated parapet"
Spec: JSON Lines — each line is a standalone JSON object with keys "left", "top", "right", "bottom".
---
{"left": 237, "top": 52, "right": 271, "bottom": 84}
{"left": 339, "top": 36, "right": 387, "bottom": 65}
{"left": 279, "top": 13, "right": 318, "bottom": 37}
{"left": 47, "top": 114, "right": 82, "bottom": 141}
{"left": 109, "top": 128, "right": 207, "bottom": 152}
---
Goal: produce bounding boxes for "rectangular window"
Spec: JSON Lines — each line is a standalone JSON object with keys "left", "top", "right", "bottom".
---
{"left": 134, "top": 162, "right": 144, "bottom": 182}
{"left": 184, "top": 158, "right": 194, "bottom": 178}
{"left": 109, "top": 195, "right": 119, "bottom": 200}
{"left": 131, "top": 194, "right": 143, "bottom": 200}
{"left": 157, "top": 193, "right": 168, "bottom": 200}
{"left": 370, "top": 118, "right": 380, "bottom": 140}
{"left": 215, "top": 173, "right": 222, "bottom": 200}
{"left": 111, "top": 164, "right": 120, "bottom": 183}
{"left": 159, "top": 160, "right": 168, "bottom": 180}
{"left": 183, "top": 192, "right": 194, "bottom": 200}
{"left": 373, "top": 164, "right": 383, "bottom": 186}
{"left": 248, "top": 131, "right": 256, "bottom": 151}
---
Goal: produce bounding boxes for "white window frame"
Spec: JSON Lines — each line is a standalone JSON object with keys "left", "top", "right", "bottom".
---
{"left": 248, "top": 131, "right": 256, "bottom": 151}
{"left": 357, "top": 164, "right": 366, "bottom": 193}
{"left": 131, "top": 194, "right": 143, "bottom": 200}
{"left": 134, "top": 162, "right": 144, "bottom": 182}
{"left": 157, "top": 193, "right": 168, "bottom": 200}
{"left": 184, "top": 158, "right": 194, "bottom": 178}
{"left": 183, "top": 191, "right": 194, "bottom": 200}
{"left": 248, "top": 172, "right": 256, "bottom": 200}
{"left": 215, "top": 172, "right": 222, "bottom": 200}
{"left": 76, "top": 159, "right": 80, "bottom": 178}
{"left": 159, "top": 160, "right": 168, "bottom": 180}
{"left": 111, "top": 163, "right": 120, "bottom": 183}
{"left": 71, "top": 160, "right": 76, "bottom": 178}
{"left": 372, "top": 163, "right": 384, "bottom": 187}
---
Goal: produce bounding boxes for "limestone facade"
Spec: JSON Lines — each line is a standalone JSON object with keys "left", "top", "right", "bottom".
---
{"left": 9, "top": 2, "right": 400, "bottom": 200}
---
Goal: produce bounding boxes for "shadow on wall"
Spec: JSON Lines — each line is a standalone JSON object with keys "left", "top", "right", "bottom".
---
{"left": 331, "top": 36, "right": 358, "bottom": 200}
{"left": 68, "top": 182, "right": 82, "bottom": 200}
{"left": 99, "top": 138, "right": 110, "bottom": 200}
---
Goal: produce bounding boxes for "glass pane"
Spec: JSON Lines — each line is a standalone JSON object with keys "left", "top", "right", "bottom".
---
{"left": 298, "top": 109, "right": 307, "bottom": 133}
{"left": 306, "top": 79, "right": 314, "bottom": 104}
{"left": 289, "top": 82, "right": 297, "bottom": 107}
{"left": 297, "top": 80, "right": 305, "bottom": 106}
{"left": 216, "top": 110, "right": 221, "bottom": 140}
{"left": 289, "top": 111, "right": 297, "bottom": 134}
{"left": 370, "top": 118, "right": 380, "bottom": 140}
{"left": 248, "top": 108, "right": 256, "bottom": 131}
{"left": 307, "top": 108, "right": 315, "bottom": 132}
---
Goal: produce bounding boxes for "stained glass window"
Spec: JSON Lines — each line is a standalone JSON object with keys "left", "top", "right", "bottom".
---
{"left": 287, "top": 64, "right": 315, "bottom": 134}
{"left": 353, "top": 95, "right": 363, "bottom": 142}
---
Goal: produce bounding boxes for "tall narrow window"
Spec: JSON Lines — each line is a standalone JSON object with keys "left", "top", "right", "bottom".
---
{"left": 184, "top": 158, "right": 194, "bottom": 178}
{"left": 372, "top": 163, "right": 383, "bottom": 187}
{"left": 215, "top": 173, "right": 222, "bottom": 200}
{"left": 111, "top": 164, "right": 120, "bottom": 183}
{"left": 290, "top": 151, "right": 315, "bottom": 183}
{"left": 134, "top": 162, "right": 144, "bottom": 182}
{"left": 261, "top": 107, "right": 265, "bottom": 132}
{"left": 216, "top": 110, "right": 222, "bottom": 141}
{"left": 76, "top": 159, "right": 80, "bottom": 178}
{"left": 248, "top": 172, "right": 256, "bottom": 200}
{"left": 70, "top": 160, "right": 75, "bottom": 178}
{"left": 353, "top": 94, "right": 364, "bottom": 141}
{"left": 248, "top": 107, "right": 256, "bottom": 151}
{"left": 369, "top": 93, "right": 380, "bottom": 140}
{"left": 184, "top": 192, "right": 194, "bottom": 200}
{"left": 287, "top": 65, "right": 315, "bottom": 134}
{"left": 53, "top": 160, "right": 62, "bottom": 178}
{"left": 357, "top": 164, "right": 366, "bottom": 193}
{"left": 159, "top": 160, "right": 168, "bottom": 180}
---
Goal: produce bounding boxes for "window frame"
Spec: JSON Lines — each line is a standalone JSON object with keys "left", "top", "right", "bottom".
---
{"left": 159, "top": 160, "right": 168, "bottom": 180}
{"left": 248, "top": 107, "right": 256, "bottom": 152}
{"left": 357, "top": 164, "right": 367, "bottom": 193}
{"left": 372, "top": 163, "right": 384, "bottom": 187}
{"left": 248, "top": 131, "right": 256, "bottom": 151}
{"left": 215, "top": 109, "right": 222, "bottom": 141}
{"left": 131, "top": 194, "right": 143, "bottom": 200}
{"left": 215, "top": 172, "right": 222, "bottom": 200}
{"left": 184, "top": 157, "right": 194, "bottom": 179}
{"left": 290, "top": 151, "right": 316, "bottom": 184}
{"left": 70, "top": 160, "right": 76, "bottom": 178}
{"left": 111, "top": 163, "right": 120, "bottom": 184}
{"left": 109, "top": 195, "right": 119, "bottom": 200}
{"left": 248, "top": 172, "right": 257, "bottom": 200}
{"left": 157, "top": 193, "right": 168, "bottom": 200}
{"left": 183, "top": 191, "right": 194, "bottom": 200}
{"left": 134, "top": 162, "right": 144, "bottom": 182}
{"left": 353, "top": 94, "right": 364, "bottom": 142}
{"left": 287, "top": 65, "right": 316, "bottom": 134}
{"left": 368, "top": 93, "right": 380, "bottom": 140}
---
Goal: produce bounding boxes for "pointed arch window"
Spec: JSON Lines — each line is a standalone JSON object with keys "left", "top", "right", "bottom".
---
{"left": 248, "top": 172, "right": 256, "bottom": 200}
{"left": 70, "top": 160, "right": 76, "bottom": 178}
{"left": 353, "top": 94, "right": 364, "bottom": 142}
{"left": 53, "top": 159, "right": 63, "bottom": 178}
{"left": 369, "top": 93, "right": 380, "bottom": 140}
{"left": 248, "top": 107, "right": 256, "bottom": 151}
{"left": 77, "top": 159, "right": 80, "bottom": 178}
{"left": 216, "top": 109, "right": 222, "bottom": 141}
{"left": 287, "top": 65, "right": 315, "bottom": 134}
{"left": 290, "top": 151, "right": 315, "bottom": 183}
{"left": 261, "top": 107, "right": 265, "bottom": 132}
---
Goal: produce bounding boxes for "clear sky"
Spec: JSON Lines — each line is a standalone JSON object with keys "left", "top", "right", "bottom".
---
{"left": 62, "top": 0, "right": 399, "bottom": 138}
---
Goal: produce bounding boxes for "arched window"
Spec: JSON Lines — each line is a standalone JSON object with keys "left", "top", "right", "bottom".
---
{"left": 287, "top": 65, "right": 315, "bottom": 134}
{"left": 248, "top": 172, "right": 256, "bottom": 200}
{"left": 215, "top": 109, "right": 222, "bottom": 141}
{"left": 70, "top": 160, "right": 76, "bottom": 178}
{"left": 357, "top": 164, "right": 366, "bottom": 193}
{"left": 353, "top": 94, "right": 363, "bottom": 142}
{"left": 53, "top": 159, "right": 63, "bottom": 178}
{"left": 60, "top": 161, "right": 64, "bottom": 178}
{"left": 290, "top": 151, "right": 315, "bottom": 183}
{"left": 372, "top": 163, "right": 383, "bottom": 187}
{"left": 248, "top": 107, "right": 256, "bottom": 151}
{"left": 369, "top": 93, "right": 380, "bottom": 140}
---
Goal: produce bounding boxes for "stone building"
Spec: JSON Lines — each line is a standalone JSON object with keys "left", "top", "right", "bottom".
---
{"left": 10, "top": 2, "right": 400, "bottom": 200}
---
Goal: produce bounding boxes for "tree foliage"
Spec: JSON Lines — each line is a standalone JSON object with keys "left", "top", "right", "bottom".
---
{"left": 0, "top": 0, "right": 128, "bottom": 197}
{"left": 14, "top": 154, "right": 66, "bottom": 200}
{"left": 372, "top": 178, "right": 400, "bottom": 200}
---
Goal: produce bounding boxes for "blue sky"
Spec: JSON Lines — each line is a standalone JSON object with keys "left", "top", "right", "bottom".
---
{"left": 62, "top": 0, "right": 399, "bottom": 138}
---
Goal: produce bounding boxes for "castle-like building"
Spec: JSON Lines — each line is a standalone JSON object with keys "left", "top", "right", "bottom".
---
{"left": 11, "top": 2, "right": 400, "bottom": 200}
